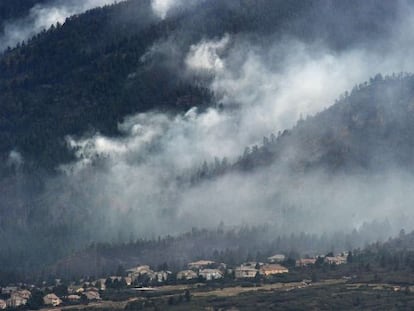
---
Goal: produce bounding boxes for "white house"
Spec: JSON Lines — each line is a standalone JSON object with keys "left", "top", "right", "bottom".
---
{"left": 1, "top": 287, "right": 18, "bottom": 295}
{"left": 127, "top": 265, "right": 154, "bottom": 281}
{"left": 235, "top": 266, "right": 258, "bottom": 278}
{"left": 152, "top": 271, "right": 171, "bottom": 283}
{"left": 260, "top": 264, "right": 289, "bottom": 276}
{"left": 199, "top": 269, "right": 223, "bottom": 281}
{"left": 177, "top": 270, "right": 198, "bottom": 280}
{"left": 324, "top": 256, "right": 347, "bottom": 265}
{"left": 43, "top": 293, "right": 62, "bottom": 307}
{"left": 84, "top": 290, "right": 101, "bottom": 301}
{"left": 7, "top": 290, "right": 30, "bottom": 308}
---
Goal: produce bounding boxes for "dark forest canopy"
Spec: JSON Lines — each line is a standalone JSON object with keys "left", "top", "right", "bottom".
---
{"left": 0, "top": 0, "right": 403, "bottom": 168}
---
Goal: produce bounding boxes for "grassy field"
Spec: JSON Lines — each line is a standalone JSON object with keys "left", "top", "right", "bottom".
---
{"left": 51, "top": 278, "right": 414, "bottom": 311}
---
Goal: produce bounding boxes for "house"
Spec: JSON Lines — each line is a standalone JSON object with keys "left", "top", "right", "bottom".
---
{"left": 7, "top": 296, "right": 27, "bottom": 308}
{"left": 199, "top": 269, "right": 223, "bottom": 281}
{"left": 0, "top": 299, "right": 6, "bottom": 310}
{"left": 127, "top": 265, "right": 152, "bottom": 274}
{"left": 43, "top": 293, "right": 62, "bottom": 307}
{"left": 177, "top": 270, "right": 198, "bottom": 280}
{"left": 68, "top": 285, "right": 84, "bottom": 294}
{"left": 234, "top": 265, "right": 258, "bottom": 279}
{"left": 7, "top": 290, "right": 30, "bottom": 308}
{"left": 324, "top": 256, "right": 347, "bottom": 265}
{"left": 67, "top": 294, "right": 81, "bottom": 302}
{"left": 14, "top": 289, "right": 31, "bottom": 300}
{"left": 1, "top": 286, "right": 18, "bottom": 295}
{"left": 152, "top": 271, "right": 171, "bottom": 283}
{"left": 84, "top": 290, "right": 101, "bottom": 301}
{"left": 296, "top": 258, "right": 317, "bottom": 267}
{"left": 124, "top": 277, "right": 132, "bottom": 286}
{"left": 268, "top": 254, "right": 286, "bottom": 263}
{"left": 127, "top": 265, "right": 154, "bottom": 282}
{"left": 260, "top": 264, "right": 289, "bottom": 276}
{"left": 188, "top": 260, "right": 216, "bottom": 270}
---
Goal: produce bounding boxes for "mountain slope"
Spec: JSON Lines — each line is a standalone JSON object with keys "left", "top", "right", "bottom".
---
{"left": 0, "top": 0, "right": 413, "bottom": 284}
{"left": 215, "top": 74, "right": 414, "bottom": 176}
{"left": 0, "top": 0, "right": 402, "bottom": 168}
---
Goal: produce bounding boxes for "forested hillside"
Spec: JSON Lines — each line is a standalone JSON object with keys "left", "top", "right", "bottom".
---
{"left": 190, "top": 73, "right": 414, "bottom": 183}
{"left": 0, "top": 0, "right": 400, "bottom": 168}
{"left": 1, "top": 0, "right": 414, "bottom": 285}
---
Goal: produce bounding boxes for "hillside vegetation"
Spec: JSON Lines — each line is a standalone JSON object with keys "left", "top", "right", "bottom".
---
{"left": 0, "top": 0, "right": 399, "bottom": 167}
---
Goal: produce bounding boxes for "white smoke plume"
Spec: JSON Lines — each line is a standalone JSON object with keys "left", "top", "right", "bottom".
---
{"left": 150, "top": 0, "right": 204, "bottom": 19}
{"left": 0, "top": 0, "right": 121, "bottom": 51}
{"left": 58, "top": 7, "right": 414, "bottom": 242}
{"left": 185, "top": 34, "right": 229, "bottom": 72}
{"left": 36, "top": 0, "right": 414, "bottom": 242}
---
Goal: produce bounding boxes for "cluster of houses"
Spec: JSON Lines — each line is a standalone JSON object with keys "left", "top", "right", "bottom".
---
{"left": 0, "top": 252, "right": 349, "bottom": 309}
{"left": 0, "top": 283, "right": 102, "bottom": 309}
{"left": 295, "top": 253, "right": 348, "bottom": 267}
{"left": 0, "top": 288, "right": 31, "bottom": 309}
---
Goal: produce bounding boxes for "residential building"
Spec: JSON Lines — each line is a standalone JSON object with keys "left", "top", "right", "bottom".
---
{"left": 68, "top": 285, "right": 84, "bottom": 294}
{"left": 296, "top": 258, "right": 317, "bottom": 267}
{"left": 188, "top": 260, "right": 216, "bottom": 270}
{"left": 67, "top": 294, "right": 81, "bottom": 302}
{"left": 234, "top": 266, "right": 258, "bottom": 278}
{"left": 84, "top": 290, "right": 101, "bottom": 301}
{"left": 1, "top": 287, "right": 18, "bottom": 295}
{"left": 7, "top": 296, "right": 27, "bottom": 308}
{"left": 152, "top": 271, "right": 171, "bottom": 283}
{"left": 43, "top": 293, "right": 62, "bottom": 307}
{"left": 14, "top": 289, "right": 31, "bottom": 300}
{"left": 243, "top": 261, "right": 262, "bottom": 268}
{"left": 7, "top": 291, "right": 30, "bottom": 308}
{"left": 127, "top": 265, "right": 154, "bottom": 282}
{"left": 177, "top": 270, "right": 198, "bottom": 280}
{"left": 260, "top": 264, "right": 289, "bottom": 276}
{"left": 199, "top": 269, "right": 223, "bottom": 281}
{"left": 324, "top": 256, "right": 347, "bottom": 265}
{"left": 0, "top": 300, "right": 6, "bottom": 310}
{"left": 127, "top": 265, "right": 152, "bottom": 274}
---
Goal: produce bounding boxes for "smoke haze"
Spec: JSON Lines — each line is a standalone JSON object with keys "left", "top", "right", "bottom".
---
{"left": 4, "top": 0, "right": 414, "bottom": 272}
{"left": 0, "top": 0, "right": 121, "bottom": 51}
{"left": 45, "top": 0, "right": 414, "bottom": 243}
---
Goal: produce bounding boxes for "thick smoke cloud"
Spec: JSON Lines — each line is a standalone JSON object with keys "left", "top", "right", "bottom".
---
{"left": 45, "top": 0, "right": 414, "bottom": 244}
{"left": 0, "top": 0, "right": 121, "bottom": 51}
{"left": 26, "top": 0, "right": 414, "bottom": 244}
